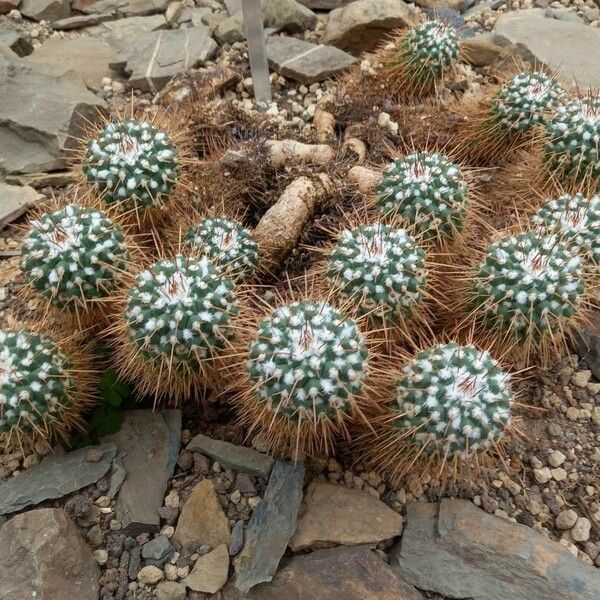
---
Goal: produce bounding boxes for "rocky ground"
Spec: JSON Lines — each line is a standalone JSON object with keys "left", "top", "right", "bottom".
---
{"left": 1, "top": 0, "right": 600, "bottom": 598}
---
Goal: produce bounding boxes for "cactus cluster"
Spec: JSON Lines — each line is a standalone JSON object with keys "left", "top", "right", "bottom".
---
{"left": 123, "top": 255, "right": 238, "bottom": 365}
{"left": 490, "top": 72, "right": 564, "bottom": 134}
{"left": 377, "top": 152, "right": 469, "bottom": 242}
{"left": 20, "top": 205, "right": 129, "bottom": 311}
{"left": 394, "top": 342, "right": 512, "bottom": 456}
{"left": 532, "top": 193, "right": 600, "bottom": 265}
{"left": 0, "top": 329, "right": 89, "bottom": 449}
{"left": 544, "top": 95, "right": 600, "bottom": 186}
{"left": 470, "top": 231, "right": 584, "bottom": 340}
{"left": 246, "top": 301, "right": 368, "bottom": 419}
{"left": 83, "top": 119, "right": 179, "bottom": 212}
{"left": 185, "top": 217, "right": 259, "bottom": 280}
{"left": 326, "top": 223, "right": 427, "bottom": 325}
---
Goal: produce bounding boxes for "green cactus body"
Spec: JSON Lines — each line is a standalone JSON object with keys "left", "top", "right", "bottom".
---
{"left": 21, "top": 205, "right": 129, "bottom": 310}
{"left": 124, "top": 255, "right": 238, "bottom": 365}
{"left": 491, "top": 72, "right": 564, "bottom": 133}
{"left": 472, "top": 232, "right": 584, "bottom": 339}
{"left": 400, "top": 20, "right": 460, "bottom": 86}
{"left": 394, "top": 342, "right": 512, "bottom": 456}
{"left": 0, "top": 330, "right": 75, "bottom": 435}
{"left": 326, "top": 223, "right": 426, "bottom": 324}
{"left": 83, "top": 119, "right": 179, "bottom": 211}
{"left": 544, "top": 96, "right": 600, "bottom": 185}
{"left": 533, "top": 193, "right": 600, "bottom": 265}
{"left": 377, "top": 152, "right": 468, "bottom": 242}
{"left": 247, "top": 301, "right": 368, "bottom": 419}
{"left": 185, "top": 217, "right": 259, "bottom": 281}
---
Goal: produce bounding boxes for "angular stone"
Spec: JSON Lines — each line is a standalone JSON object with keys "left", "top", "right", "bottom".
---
{"left": 174, "top": 479, "right": 230, "bottom": 550}
{"left": 0, "top": 22, "right": 33, "bottom": 56}
{"left": 413, "top": 0, "right": 472, "bottom": 12}
{"left": 234, "top": 461, "right": 305, "bottom": 593}
{"left": 215, "top": 11, "right": 245, "bottom": 44}
{"left": 142, "top": 535, "right": 174, "bottom": 566}
{"left": 0, "top": 508, "right": 100, "bottom": 600}
{"left": 229, "top": 520, "right": 245, "bottom": 556}
{"left": 184, "top": 544, "right": 229, "bottom": 593}
{"left": 0, "top": 47, "right": 107, "bottom": 175}
{"left": 72, "top": 0, "right": 168, "bottom": 16}
{"left": 297, "top": 0, "right": 353, "bottom": 8}
{"left": 25, "top": 37, "right": 119, "bottom": 91}
{"left": 52, "top": 12, "right": 115, "bottom": 30}
{"left": 390, "top": 499, "right": 600, "bottom": 600}
{"left": 20, "top": 0, "right": 70, "bottom": 21}
{"left": 110, "top": 27, "right": 218, "bottom": 92}
{"left": 289, "top": 481, "right": 403, "bottom": 551}
{"left": 494, "top": 9, "right": 600, "bottom": 88}
{"left": 322, "top": 0, "right": 416, "bottom": 54}
{"left": 266, "top": 36, "right": 356, "bottom": 84}
{"left": 0, "top": 182, "right": 43, "bottom": 231}
{"left": 188, "top": 433, "right": 274, "bottom": 478}
{"left": 263, "top": 0, "right": 316, "bottom": 33}
{"left": 223, "top": 546, "right": 423, "bottom": 600}
{"left": 104, "top": 410, "right": 181, "bottom": 535}
{"left": 571, "top": 311, "right": 600, "bottom": 381}
{"left": 461, "top": 32, "right": 511, "bottom": 67}
{"left": 224, "top": 0, "right": 241, "bottom": 14}
{"left": 4, "top": 171, "right": 76, "bottom": 189}
{"left": 156, "top": 581, "right": 187, "bottom": 600}
{"left": 0, "top": 0, "right": 21, "bottom": 15}
{"left": 0, "top": 443, "right": 116, "bottom": 515}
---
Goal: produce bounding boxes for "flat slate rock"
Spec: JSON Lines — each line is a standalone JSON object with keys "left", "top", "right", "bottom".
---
{"left": 0, "top": 46, "right": 107, "bottom": 175}
{"left": 234, "top": 460, "right": 305, "bottom": 593}
{"left": 52, "top": 12, "right": 115, "bottom": 29}
{"left": 0, "top": 508, "right": 100, "bottom": 600}
{"left": 0, "top": 182, "right": 43, "bottom": 231}
{"left": 493, "top": 9, "right": 600, "bottom": 88}
{"left": 72, "top": 0, "right": 168, "bottom": 16}
{"left": 266, "top": 35, "right": 356, "bottom": 84}
{"left": 224, "top": 546, "right": 423, "bottom": 600}
{"left": 187, "top": 433, "right": 274, "bottom": 478}
{"left": 0, "top": 443, "right": 116, "bottom": 515}
{"left": 110, "top": 26, "right": 218, "bottom": 92}
{"left": 0, "top": 21, "right": 34, "bottom": 56}
{"left": 104, "top": 410, "right": 181, "bottom": 535}
{"left": 20, "top": 0, "right": 71, "bottom": 22}
{"left": 289, "top": 481, "right": 403, "bottom": 551}
{"left": 25, "top": 37, "right": 119, "bottom": 91}
{"left": 390, "top": 499, "right": 600, "bottom": 600}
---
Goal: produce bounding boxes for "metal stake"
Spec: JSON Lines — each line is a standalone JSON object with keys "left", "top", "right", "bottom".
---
{"left": 241, "top": 0, "right": 272, "bottom": 103}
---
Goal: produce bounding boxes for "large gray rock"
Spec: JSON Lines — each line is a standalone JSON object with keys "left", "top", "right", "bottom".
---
{"left": 322, "top": 0, "right": 416, "bottom": 54}
{"left": 266, "top": 36, "right": 356, "bottom": 84}
{"left": 0, "top": 21, "right": 33, "bottom": 56}
{"left": 110, "top": 27, "right": 218, "bottom": 92}
{"left": 391, "top": 499, "right": 600, "bottom": 600}
{"left": 72, "top": 0, "right": 168, "bottom": 16}
{"left": 263, "top": 0, "right": 316, "bottom": 33}
{"left": 94, "top": 14, "right": 167, "bottom": 47}
{"left": 234, "top": 461, "right": 305, "bottom": 593}
{"left": 0, "top": 508, "right": 100, "bottom": 600}
{"left": 20, "top": 0, "right": 70, "bottom": 21}
{"left": 224, "top": 546, "right": 423, "bottom": 600}
{"left": 572, "top": 310, "right": 600, "bottom": 381}
{"left": 25, "top": 37, "right": 119, "bottom": 91}
{"left": 188, "top": 433, "right": 274, "bottom": 478}
{"left": 0, "top": 182, "right": 43, "bottom": 231}
{"left": 289, "top": 481, "right": 403, "bottom": 551}
{"left": 493, "top": 9, "right": 600, "bottom": 88}
{"left": 104, "top": 410, "right": 181, "bottom": 535}
{"left": 0, "top": 47, "right": 107, "bottom": 175}
{"left": 0, "top": 443, "right": 116, "bottom": 515}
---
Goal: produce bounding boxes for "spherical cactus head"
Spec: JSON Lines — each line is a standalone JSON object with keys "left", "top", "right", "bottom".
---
{"left": 326, "top": 223, "right": 427, "bottom": 325}
{"left": 20, "top": 204, "right": 129, "bottom": 311}
{"left": 124, "top": 254, "right": 238, "bottom": 366}
{"left": 83, "top": 119, "right": 179, "bottom": 212}
{"left": 400, "top": 20, "right": 460, "bottom": 88}
{"left": 532, "top": 193, "right": 600, "bottom": 265}
{"left": 544, "top": 95, "right": 600, "bottom": 186}
{"left": 490, "top": 72, "right": 564, "bottom": 134}
{"left": 185, "top": 217, "right": 259, "bottom": 281}
{"left": 471, "top": 231, "right": 584, "bottom": 341}
{"left": 247, "top": 301, "right": 369, "bottom": 420}
{"left": 0, "top": 329, "right": 81, "bottom": 448}
{"left": 394, "top": 342, "right": 512, "bottom": 457}
{"left": 377, "top": 152, "right": 468, "bottom": 242}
